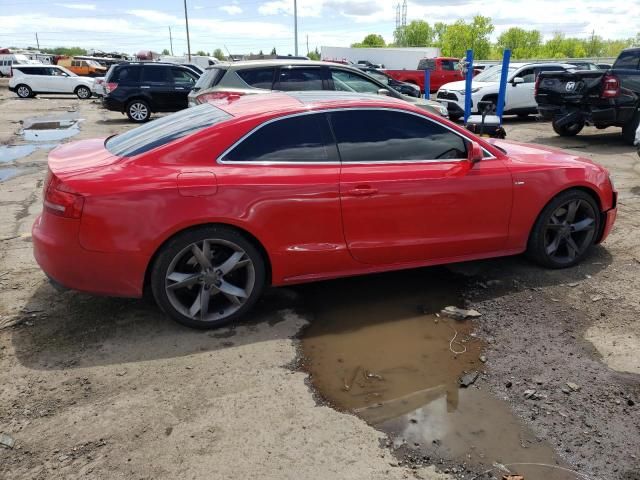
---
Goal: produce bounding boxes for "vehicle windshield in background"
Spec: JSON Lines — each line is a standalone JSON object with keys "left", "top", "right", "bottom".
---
{"left": 105, "top": 103, "right": 231, "bottom": 157}
{"left": 474, "top": 65, "right": 517, "bottom": 82}
{"left": 367, "top": 71, "right": 390, "bottom": 85}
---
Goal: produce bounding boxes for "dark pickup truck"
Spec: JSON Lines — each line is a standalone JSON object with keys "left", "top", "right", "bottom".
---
{"left": 535, "top": 47, "right": 640, "bottom": 144}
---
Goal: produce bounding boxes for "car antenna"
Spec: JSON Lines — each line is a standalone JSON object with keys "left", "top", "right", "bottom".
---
{"left": 224, "top": 45, "right": 235, "bottom": 62}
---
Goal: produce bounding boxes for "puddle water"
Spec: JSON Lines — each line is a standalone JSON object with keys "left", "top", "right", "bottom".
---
{"left": 0, "top": 167, "right": 21, "bottom": 182}
{"left": 301, "top": 268, "right": 578, "bottom": 479}
{"left": 0, "top": 144, "right": 57, "bottom": 163}
{"left": 21, "top": 114, "right": 81, "bottom": 142}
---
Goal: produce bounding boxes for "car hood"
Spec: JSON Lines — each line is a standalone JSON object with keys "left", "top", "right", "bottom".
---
{"left": 489, "top": 139, "right": 599, "bottom": 167}
{"left": 439, "top": 80, "right": 496, "bottom": 92}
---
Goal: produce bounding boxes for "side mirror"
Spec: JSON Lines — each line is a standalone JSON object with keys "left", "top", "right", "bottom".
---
{"left": 512, "top": 77, "right": 524, "bottom": 85}
{"left": 468, "top": 141, "right": 483, "bottom": 164}
{"left": 377, "top": 88, "right": 390, "bottom": 96}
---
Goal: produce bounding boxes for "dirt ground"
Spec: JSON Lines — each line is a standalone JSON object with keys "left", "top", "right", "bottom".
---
{"left": 0, "top": 79, "right": 638, "bottom": 480}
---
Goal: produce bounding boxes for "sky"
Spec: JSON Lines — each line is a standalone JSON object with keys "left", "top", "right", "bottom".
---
{"left": 0, "top": 0, "right": 637, "bottom": 56}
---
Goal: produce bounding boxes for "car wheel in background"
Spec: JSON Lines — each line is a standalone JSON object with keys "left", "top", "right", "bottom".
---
{"left": 151, "top": 225, "right": 266, "bottom": 329}
{"left": 16, "top": 84, "right": 33, "bottom": 98}
{"left": 527, "top": 189, "right": 600, "bottom": 269}
{"left": 75, "top": 85, "right": 92, "bottom": 99}
{"left": 126, "top": 99, "right": 151, "bottom": 122}
{"left": 552, "top": 119, "right": 584, "bottom": 137}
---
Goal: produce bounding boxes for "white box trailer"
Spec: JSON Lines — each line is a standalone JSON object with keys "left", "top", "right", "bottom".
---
{"left": 320, "top": 46, "right": 441, "bottom": 70}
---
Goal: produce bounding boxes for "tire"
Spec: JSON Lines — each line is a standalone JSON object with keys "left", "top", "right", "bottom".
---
{"left": 621, "top": 111, "right": 640, "bottom": 145}
{"left": 126, "top": 99, "right": 151, "bottom": 122}
{"left": 151, "top": 225, "right": 266, "bottom": 329}
{"left": 16, "top": 84, "right": 33, "bottom": 98}
{"left": 552, "top": 119, "right": 584, "bottom": 137}
{"left": 75, "top": 85, "right": 91, "bottom": 99}
{"left": 527, "top": 189, "right": 600, "bottom": 269}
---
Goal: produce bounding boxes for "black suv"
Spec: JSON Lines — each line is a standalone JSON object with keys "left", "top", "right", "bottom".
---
{"left": 102, "top": 62, "right": 199, "bottom": 122}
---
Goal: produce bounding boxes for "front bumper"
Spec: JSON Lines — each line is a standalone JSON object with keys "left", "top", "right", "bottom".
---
{"left": 436, "top": 90, "right": 471, "bottom": 117}
{"left": 32, "top": 213, "right": 148, "bottom": 298}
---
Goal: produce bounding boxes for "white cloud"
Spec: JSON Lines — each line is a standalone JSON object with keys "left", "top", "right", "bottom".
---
{"left": 126, "top": 9, "right": 179, "bottom": 24}
{"left": 219, "top": 5, "right": 243, "bottom": 15}
{"left": 55, "top": 3, "right": 96, "bottom": 10}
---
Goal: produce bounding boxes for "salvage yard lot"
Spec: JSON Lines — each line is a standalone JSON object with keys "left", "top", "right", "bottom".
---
{"left": 0, "top": 81, "right": 639, "bottom": 480}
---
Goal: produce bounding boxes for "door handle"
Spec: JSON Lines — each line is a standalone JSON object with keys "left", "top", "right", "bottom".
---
{"left": 347, "top": 186, "right": 378, "bottom": 196}
{"left": 175, "top": 87, "right": 185, "bottom": 90}
{"left": 140, "top": 86, "right": 150, "bottom": 89}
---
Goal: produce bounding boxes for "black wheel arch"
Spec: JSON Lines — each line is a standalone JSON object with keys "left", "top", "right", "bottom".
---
{"left": 143, "top": 222, "right": 273, "bottom": 297}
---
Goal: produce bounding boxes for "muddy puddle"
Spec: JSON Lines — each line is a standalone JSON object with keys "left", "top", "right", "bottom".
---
{"left": 301, "top": 268, "right": 581, "bottom": 479}
{"left": 21, "top": 114, "right": 81, "bottom": 142}
{"left": 0, "top": 167, "right": 21, "bottom": 182}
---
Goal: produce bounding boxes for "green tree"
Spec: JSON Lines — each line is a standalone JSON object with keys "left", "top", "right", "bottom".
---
{"left": 161, "top": 48, "right": 170, "bottom": 55}
{"left": 352, "top": 34, "right": 385, "bottom": 48}
{"left": 496, "top": 27, "right": 542, "bottom": 59}
{"left": 41, "top": 46, "right": 87, "bottom": 56}
{"left": 270, "top": 47, "right": 277, "bottom": 55}
{"left": 432, "top": 22, "right": 448, "bottom": 48}
{"left": 213, "top": 48, "right": 225, "bottom": 60}
{"left": 195, "top": 50, "right": 207, "bottom": 56}
{"left": 307, "top": 47, "right": 321, "bottom": 60}
{"left": 441, "top": 16, "right": 494, "bottom": 59}
{"left": 394, "top": 20, "right": 433, "bottom": 47}
{"left": 540, "top": 33, "right": 587, "bottom": 59}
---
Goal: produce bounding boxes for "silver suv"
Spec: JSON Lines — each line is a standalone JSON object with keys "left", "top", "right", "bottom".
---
{"left": 188, "top": 60, "right": 448, "bottom": 117}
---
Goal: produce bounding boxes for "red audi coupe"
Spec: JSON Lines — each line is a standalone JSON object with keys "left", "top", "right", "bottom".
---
{"left": 33, "top": 92, "right": 617, "bottom": 328}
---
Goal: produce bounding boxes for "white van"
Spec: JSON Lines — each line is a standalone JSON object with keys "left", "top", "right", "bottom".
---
{"left": 0, "top": 54, "right": 37, "bottom": 77}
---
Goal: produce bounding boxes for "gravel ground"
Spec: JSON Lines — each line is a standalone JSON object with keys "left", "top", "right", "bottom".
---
{"left": 0, "top": 80, "right": 638, "bottom": 480}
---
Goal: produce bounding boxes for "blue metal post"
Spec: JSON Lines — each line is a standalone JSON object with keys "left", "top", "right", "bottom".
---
{"left": 423, "top": 69, "right": 430, "bottom": 99}
{"left": 463, "top": 49, "right": 474, "bottom": 124}
{"left": 496, "top": 49, "right": 511, "bottom": 125}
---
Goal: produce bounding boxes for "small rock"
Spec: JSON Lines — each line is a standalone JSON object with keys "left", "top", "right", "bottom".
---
{"left": 441, "top": 306, "right": 481, "bottom": 320}
{"left": 58, "top": 454, "right": 69, "bottom": 462}
{"left": 0, "top": 433, "right": 16, "bottom": 449}
{"left": 505, "top": 381, "right": 513, "bottom": 388}
{"left": 115, "top": 371, "right": 127, "bottom": 377}
{"left": 185, "top": 366, "right": 193, "bottom": 370}
{"left": 568, "top": 282, "right": 579, "bottom": 287}
{"left": 479, "top": 355, "right": 487, "bottom": 363}
{"left": 562, "top": 387, "right": 572, "bottom": 394}
{"left": 566, "top": 382, "right": 580, "bottom": 392}
{"left": 590, "top": 295, "right": 603, "bottom": 302}
{"left": 628, "top": 399, "right": 635, "bottom": 407}
{"left": 524, "top": 389, "right": 538, "bottom": 400}
{"left": 459, "top": 371, "right": 479, "bottom": 388}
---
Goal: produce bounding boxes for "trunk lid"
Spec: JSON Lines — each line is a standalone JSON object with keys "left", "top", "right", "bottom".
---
{"left": 48, "top": 138, "right": 121, "bottom": 178}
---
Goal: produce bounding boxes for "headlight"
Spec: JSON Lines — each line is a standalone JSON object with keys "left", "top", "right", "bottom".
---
{"left": 438, "top": 105, "right": 449, "bottom": 116}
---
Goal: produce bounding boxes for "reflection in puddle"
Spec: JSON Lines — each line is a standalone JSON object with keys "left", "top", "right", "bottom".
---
{"left": 301, "top": 269, "right": 577, "bottom": 479}
{"left": 21, "top": 114, "right": 81, "bottom": 142}
{"left": 0, "top": 167, "right": 21, "bottom": 182}
{"left": 0, "top": 144, "right": 57, "bottom": 163}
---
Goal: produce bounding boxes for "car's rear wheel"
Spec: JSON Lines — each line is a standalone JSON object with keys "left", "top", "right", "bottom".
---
{"left": 151, "top": 226, "right": 266, "bottom": 329}
{"left": 75, "top": 85, "right": 91, "bottom": 99}
{"left": 16, "top": 84, "right": 33, "bottom": 98}
{"left": 126, "top": 99, "right": 151, "bottom": 122}
{"left": 527, "top": 190, "right": 600, "bottom": 268}
{"left": 552, "top": 119, "right": 584, "bottom": 137}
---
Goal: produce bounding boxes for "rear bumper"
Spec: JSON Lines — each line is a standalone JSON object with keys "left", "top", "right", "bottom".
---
{"left": 101, "top": 96, "right": 125, "bottom": 113}
{"left": 32, "top": 213, "right": 147, "bottom": 298}
{"left": 537, "top": 103, "right": 633, "bottom": 126}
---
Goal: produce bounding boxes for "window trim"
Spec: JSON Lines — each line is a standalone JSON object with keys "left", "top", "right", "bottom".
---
{"left": 217, "top": 107, "right": 496, "bottom": 166}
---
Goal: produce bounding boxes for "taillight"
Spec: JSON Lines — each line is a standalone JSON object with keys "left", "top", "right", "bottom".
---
{"left": 196, "top": 91, "right": 244, "bottom": 104}
{"left": 601, "top": 74, "right": 620, "bottom": 98}
{"left": 534, "top": 76, "right": 541, "bottom": 97}
{"left": 105, "top": 82, "right": 118, "bottom": 94}
{"left": 44, "top": 171, "right": 84, "bottom": 219}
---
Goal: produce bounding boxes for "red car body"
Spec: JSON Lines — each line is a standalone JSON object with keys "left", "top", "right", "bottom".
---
{"left": 33, "top": 93, "right": 617, "bottom": 301}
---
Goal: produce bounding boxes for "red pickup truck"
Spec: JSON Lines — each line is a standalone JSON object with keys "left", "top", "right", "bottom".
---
{"left": 384, "top": 57, "right": 465, "bottom": 93}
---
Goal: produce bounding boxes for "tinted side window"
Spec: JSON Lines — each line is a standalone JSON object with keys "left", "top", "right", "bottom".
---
{"left": 142, "top": 66, "right": 170, "bottom": 83}
{"left": 613, "top": 51, "right": 640, "bottom": 70}
{"left": 515, "top": 68, "right": 535, "bottom": 83}
{"left": 237, "top": 68, "right": 276, "bottom": 89}
{"left": 331, "top": 69, "right": 380, "bottom": 94}
{"left": 441, "top": 60, "right": 456, "bottom": 71}
{"left": 111, "top": 66, "right": 141, "bottom": 83}
{"left": 171, "top": 67, "right": 197, "bottom": 83}
{"left": 329, "top": 110, "right": 468, "bottom": 162}
{"left": 223, "top": 114, "right": 334, "bottom": 162}
{"left": 275, "top": 68, "right": 324, "bottom": 91}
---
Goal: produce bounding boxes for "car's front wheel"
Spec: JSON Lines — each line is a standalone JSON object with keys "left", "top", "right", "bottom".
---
{"left": 126, "top": 99, "right": 151, "bottom": 122}
{"left": 527, "top": 190, "right": 600, "bottom": 268}
{"left": 151, "top": 226, "right": 266, "bottom": 329}
{"left": 16, "top": 84, "right": 33, "bottom": 98}
{"left": 75, "top": 85, "right": 92, "bottom": 99}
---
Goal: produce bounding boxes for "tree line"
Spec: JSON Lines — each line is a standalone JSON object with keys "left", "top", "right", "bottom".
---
{"left": 352, "top": 16, "right": 640, "bottom": 60}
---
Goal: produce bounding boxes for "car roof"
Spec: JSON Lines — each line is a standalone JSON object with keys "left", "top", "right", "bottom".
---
{"left": 210, "top": 91, "right": 416, "bottom": 119}
{"left": 214, "top": 59, "right": 355, "bottom": 70}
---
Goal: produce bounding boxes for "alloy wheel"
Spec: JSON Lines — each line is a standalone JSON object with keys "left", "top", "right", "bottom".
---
{"left": 17, "top": 86, "right": 30, "bottom": 98}
{"left": 77, "top": 87, "right": 90, "bottom": 99}
{"left": 164, "top": 239, "right": 256, "bottom": 323}
{"left": 129, "top": 102, "right": 149, "bottom": 121}
{"left": 543, "top": 199, "right": 597, "bottom": 265}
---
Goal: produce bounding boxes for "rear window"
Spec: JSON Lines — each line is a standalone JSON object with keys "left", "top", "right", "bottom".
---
{"left": 194, "top": 67, "right": 225, "bottom": 90}
{"left": 105, "top": 104, "right": 231, "bottom": 157}
{"left": 237, "top": 67, "right": 276, "bottom": 89}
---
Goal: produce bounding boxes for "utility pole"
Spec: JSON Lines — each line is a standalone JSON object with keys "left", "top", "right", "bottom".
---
{"left": 35, "top": 32, "right": 40, "bottom": 50}
{"left": 306, "top": 34, "right": 309, "bottom": 56}
{"left": 169, "top": 26, "right": 174, "bottom": 55}
{"left": 183, "top": 0, "right": 192, "bottom": 61}
{"left": 293, "top": 0, "right": 298, "bottom": 56}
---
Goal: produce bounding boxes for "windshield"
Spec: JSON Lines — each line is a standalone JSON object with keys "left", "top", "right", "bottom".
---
{"left": 105, "top": 103, "right": 231, "bottom": 157}
{"left": 474, "top": 65, "right": 517, "bottom": 83}
{"left": 88, "top": 60, "right": 103, "bottom": 67}
{"left": 366, "top": 71, "right": 389, "bottom": 85}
